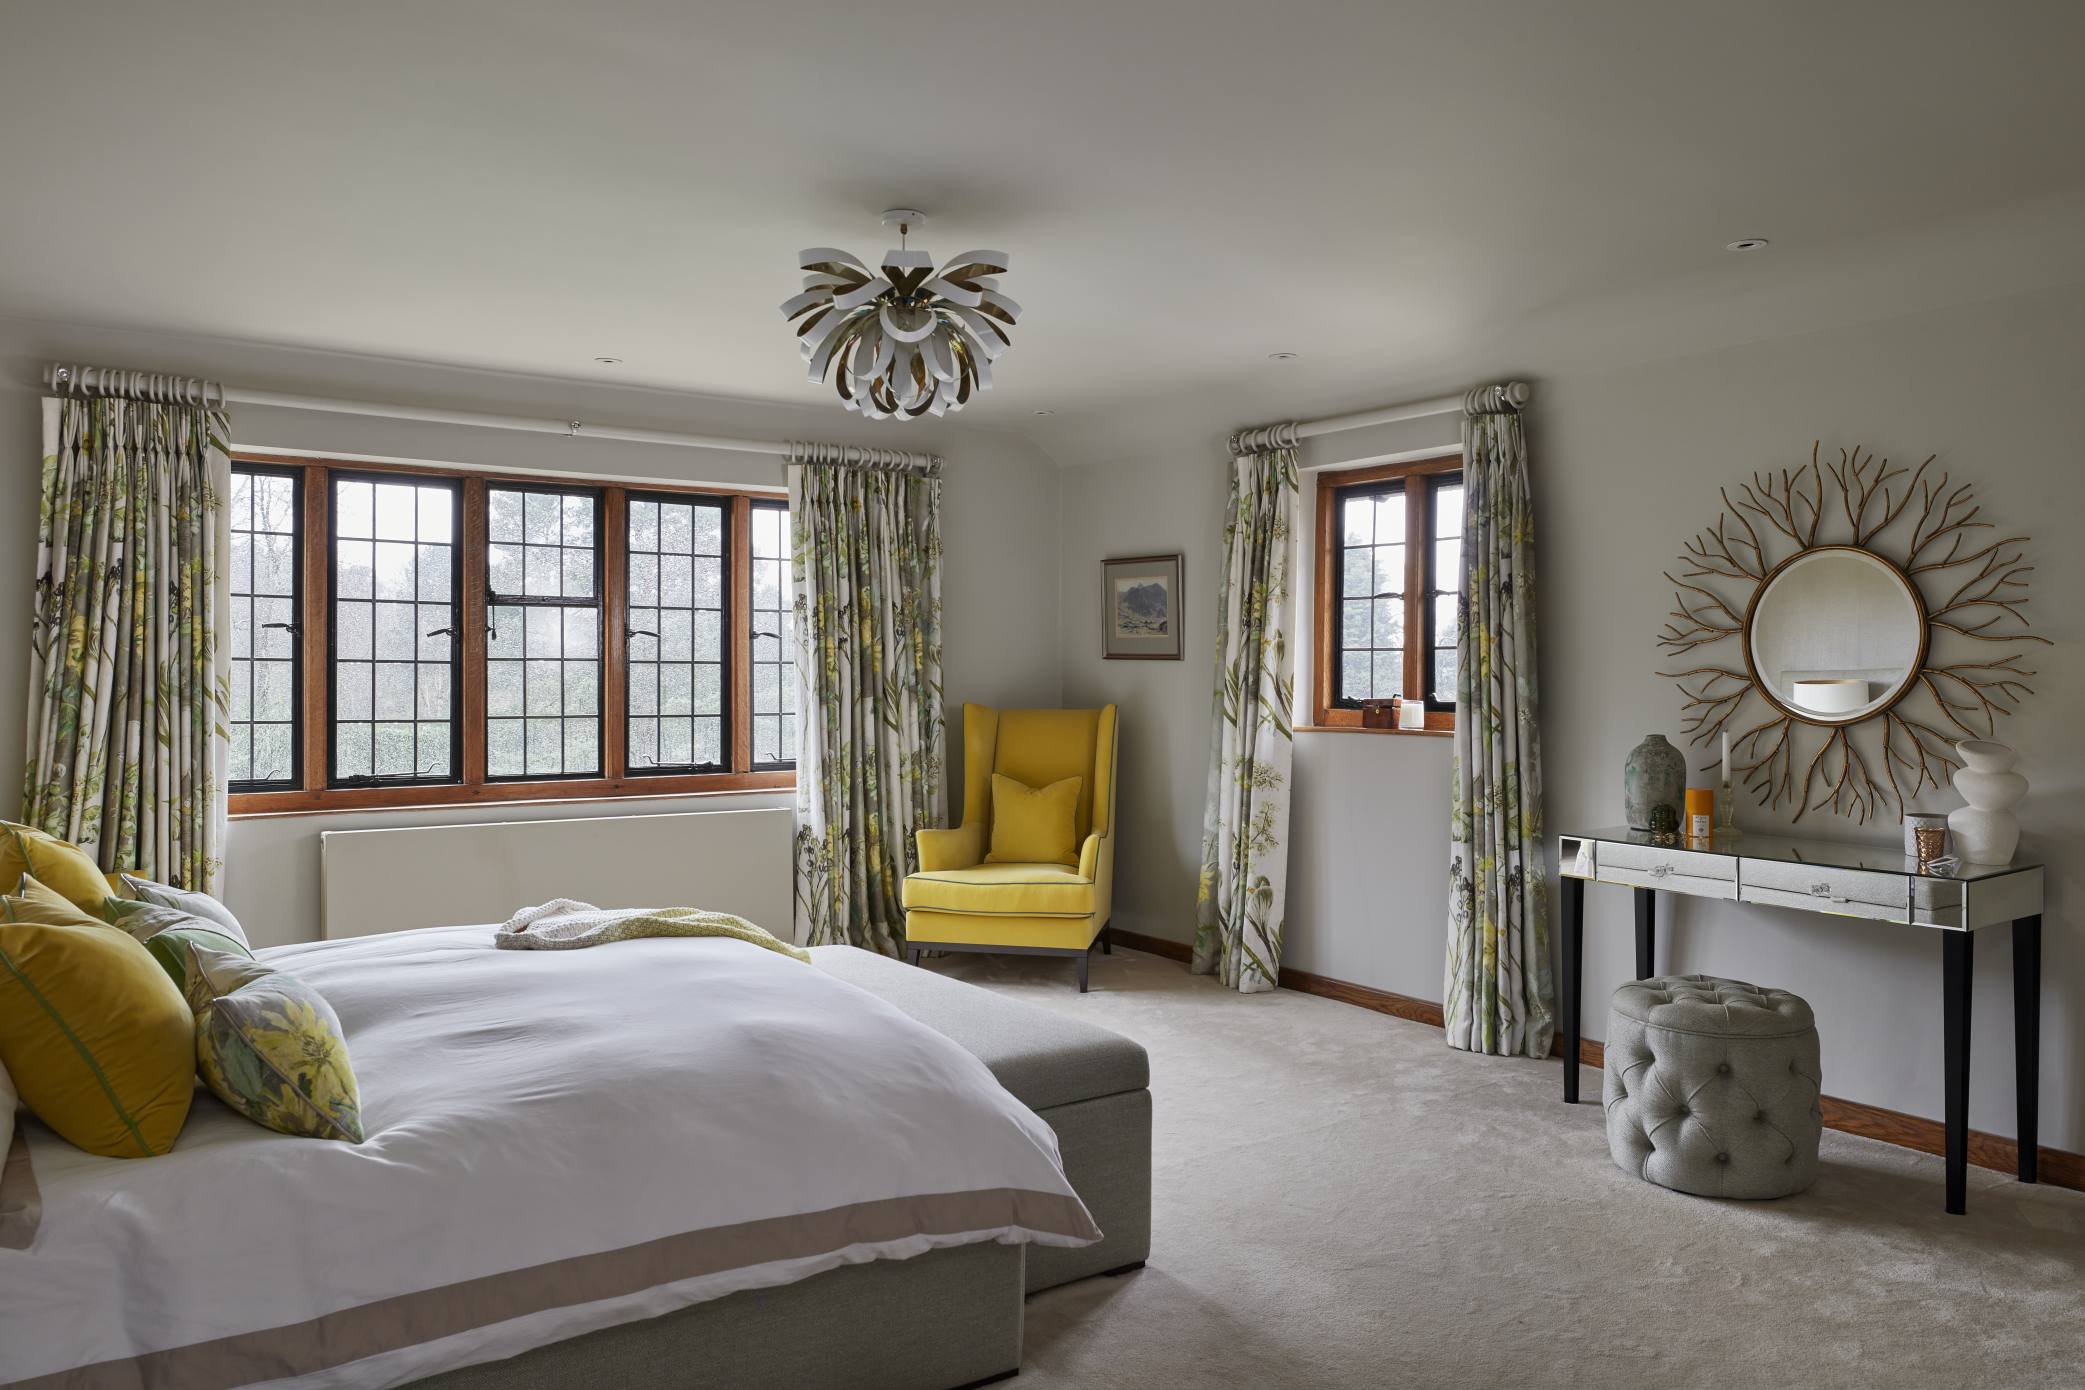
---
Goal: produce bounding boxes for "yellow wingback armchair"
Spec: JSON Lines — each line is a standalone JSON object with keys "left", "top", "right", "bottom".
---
{"left": 902, "top": 703, "right": 1118, "bottom": 991}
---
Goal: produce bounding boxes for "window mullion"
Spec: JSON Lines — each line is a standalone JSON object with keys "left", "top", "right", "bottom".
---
{"left": 461, "top": 476, "right": 489, "bottom": 790}
{"left": 1402, "top": 475, "right": 1427, "bottom": 705}
{"left": 729, "top": 494, "right": 753, "bottom": 774}
{"left": 603, "top": 489, "right": 630, "bottom": 781}
{"left": 300, "top": 466, "right": 330, "bottom": 793}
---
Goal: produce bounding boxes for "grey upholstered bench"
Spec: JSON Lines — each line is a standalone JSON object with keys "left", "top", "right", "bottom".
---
{"left": 813, "top": 945, "right": 1152, "bottom": 1291}
{"left": 1603, "top": 974, "right": 1823, "bottom": 1200}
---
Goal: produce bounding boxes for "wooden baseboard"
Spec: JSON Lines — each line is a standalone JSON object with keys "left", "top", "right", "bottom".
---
{"left": 1110, "top": 928, "right": 1191, "bottom": 962}
{"left": 1108, "top": 928, "right": 2083, "bottom": 1195}
{"left": 1276, "top": 965, "right": 1446, "bottom": 1029}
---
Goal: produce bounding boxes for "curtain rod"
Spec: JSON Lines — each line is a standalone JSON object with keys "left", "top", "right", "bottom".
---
{"left": 1229, "top": 380, "right": 1531, "bottom": 455}
{"left": 41, "top": 363, "right": 944, "bottom": 473}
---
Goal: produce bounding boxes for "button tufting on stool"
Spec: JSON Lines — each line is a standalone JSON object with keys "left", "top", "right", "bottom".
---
{"left": 1602, "top": 974, "right": 1822, "bottom": 1200}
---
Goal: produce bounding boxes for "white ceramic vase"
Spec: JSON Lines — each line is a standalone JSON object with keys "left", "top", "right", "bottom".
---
{"left": 1948, "top": 739, "right": 2026, "bottom": 865}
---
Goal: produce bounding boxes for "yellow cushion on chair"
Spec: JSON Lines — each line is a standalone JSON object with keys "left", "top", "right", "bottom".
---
{"left": 985, "top": 774, "right": 1082, "bottom": 867}
{"left": 904, "top": 863, "right": 1097, "bottom": 918}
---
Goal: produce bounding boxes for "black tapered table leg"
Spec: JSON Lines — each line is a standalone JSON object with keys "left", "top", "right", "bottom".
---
{"left": 2015, "top": 915, "right": 2041, "bottom": 1184}
{"left": 1561, "top": 876, "right": 1584, "bottom": 1103}
{"left": 1943, "top": 930, "right": 1974, "bottom": 1215}
{"left": 1634, "top": 887, "right": 1656, "bottom": 981}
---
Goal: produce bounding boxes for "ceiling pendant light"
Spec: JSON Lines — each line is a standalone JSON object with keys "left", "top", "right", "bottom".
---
{"left": 781, "top": 209, "right": 1020, "bottom": 420}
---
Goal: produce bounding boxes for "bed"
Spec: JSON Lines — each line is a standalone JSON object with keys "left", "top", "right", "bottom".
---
{"left": 0, "top": 926, "right": 1101, "bottom": 1390}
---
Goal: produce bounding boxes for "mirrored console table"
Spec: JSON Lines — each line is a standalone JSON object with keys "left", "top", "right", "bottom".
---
{"left": 1557, "top": 827, "right": 2044, "bottom": 1215}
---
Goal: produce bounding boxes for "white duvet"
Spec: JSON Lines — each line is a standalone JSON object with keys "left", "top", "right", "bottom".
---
{"left": 0, "top": 927, "right": 1097, "bottom": 1389}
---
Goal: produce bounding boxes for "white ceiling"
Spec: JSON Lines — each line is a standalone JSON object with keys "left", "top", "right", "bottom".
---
{"left": 5, "top": 0, "right": 2085, "bottom": 465}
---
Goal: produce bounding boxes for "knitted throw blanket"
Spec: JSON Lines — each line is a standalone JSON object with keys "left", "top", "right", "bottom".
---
{"left": 494, "top": 899, "right": 811, "bottom": 963}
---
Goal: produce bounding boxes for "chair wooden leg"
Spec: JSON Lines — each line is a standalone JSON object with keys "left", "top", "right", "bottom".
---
{"left": 906, "top": 947, "right": 922, "bottom": 967}
{"left": 1101, "top": 926, "right": 1112, "bottom": 956}
{"left": 1075, "top": 954, "right": 1089, "bottom": 993}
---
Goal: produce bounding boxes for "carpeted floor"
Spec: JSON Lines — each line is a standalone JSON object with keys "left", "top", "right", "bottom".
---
{"left": 922, "top": 947, "right": 2085, "bottom": 1390}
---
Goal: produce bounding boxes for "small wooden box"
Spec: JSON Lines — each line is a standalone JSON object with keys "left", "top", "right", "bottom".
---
{"left": 1360, "top": 698, "right": 1398, "bottom": 730}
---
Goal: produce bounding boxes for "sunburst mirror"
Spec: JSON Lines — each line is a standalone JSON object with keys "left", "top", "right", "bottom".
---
{"left": 1657, "top": 444, "right": 2047, "bottom": 823}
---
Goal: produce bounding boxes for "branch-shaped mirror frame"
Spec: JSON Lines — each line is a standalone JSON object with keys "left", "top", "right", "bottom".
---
{"left": 1657, "top": 443, "right": 2048, "bottom": 824}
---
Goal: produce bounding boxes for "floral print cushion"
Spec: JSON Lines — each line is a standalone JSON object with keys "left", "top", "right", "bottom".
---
{"left": 183, "top": 943, "right": 364, "bottom": 1144}
{"left": 100, "top": 900, "right": 256, "bottom": 993}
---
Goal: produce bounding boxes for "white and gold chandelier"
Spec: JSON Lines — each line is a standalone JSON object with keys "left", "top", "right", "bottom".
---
{"left": 781, "top": 209, "right": 1020, "bottom": 419}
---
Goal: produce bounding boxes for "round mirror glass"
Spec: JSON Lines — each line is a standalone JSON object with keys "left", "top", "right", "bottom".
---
{"left": 1745, "top": 546, "right": 1925, "bottom": 725}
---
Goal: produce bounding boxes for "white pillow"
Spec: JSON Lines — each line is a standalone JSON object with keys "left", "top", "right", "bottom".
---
{"left": 118, "top": 874, "right": 246, "bottom": 939}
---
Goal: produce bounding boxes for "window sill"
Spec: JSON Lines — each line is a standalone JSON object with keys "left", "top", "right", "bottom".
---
{"left": 230, "top": 771, "right": 796, "bottom": 820}
{"left": 1296, "top": 723, "right": 1453, "bottom": 739}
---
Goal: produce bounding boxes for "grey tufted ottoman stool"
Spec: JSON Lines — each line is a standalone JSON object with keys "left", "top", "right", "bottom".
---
{"left": 1603, "top": 974, "right": 1823, "bottom": 1199}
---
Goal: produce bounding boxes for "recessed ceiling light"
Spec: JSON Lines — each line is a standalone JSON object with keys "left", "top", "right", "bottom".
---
{"left": 1268, "top": 351, "right": 1299, "bottom": 361}
{"left": 593, "top": 355, "right": 624, "bottom": 364}
{"left": 1032, "top": 409, "right": 1057, "bottom": 416}
{"left": 1724, "top": 238, "right": 1770, "bottom": 252}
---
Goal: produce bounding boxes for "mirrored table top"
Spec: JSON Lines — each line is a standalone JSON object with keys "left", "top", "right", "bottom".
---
{"left": 1566, "top": 827, "right": 2040, "bottom": 882}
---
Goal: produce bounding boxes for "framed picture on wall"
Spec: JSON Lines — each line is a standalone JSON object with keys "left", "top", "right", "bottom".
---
{"left": 1101, "top": 553, "right": 1184, "bottom": 660}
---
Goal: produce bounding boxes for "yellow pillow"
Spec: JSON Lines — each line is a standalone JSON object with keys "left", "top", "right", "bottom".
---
{"left": 1, "top": 822, "right": 113, "bottom": 914}
{"left": 0, "top": 876, "right": 195, "bottom": 1158}
{"left": 986, "top": 774, "right": 1083, "bottom": 867}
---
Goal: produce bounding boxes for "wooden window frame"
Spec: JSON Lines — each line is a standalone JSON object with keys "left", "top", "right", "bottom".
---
{"left": 621, "top": 488, "right": 733, "bottom": 778}
{"left": 229, "top": 453, "right": 794, "bottom": 817}
{"left": 227, "top": 462, "right": 307, "bottom": 793}
{"left": 1309, "top": 454, "right": 1462, "bottom": 735}
{"left": 483, "top": 481, "right": 607, "bottom": 783}
{"left": 745, "top": 497, "right": 796, "bottom": 773}
{"left": 326, "top": 469, "right": 466, "bottom": 789}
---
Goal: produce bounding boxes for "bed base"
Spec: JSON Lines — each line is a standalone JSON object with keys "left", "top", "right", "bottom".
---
{"left": 404, "top": 1240, "right": 1023, "bottom": 1390}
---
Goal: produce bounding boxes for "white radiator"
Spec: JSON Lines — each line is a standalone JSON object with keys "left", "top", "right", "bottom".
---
{"left": 319, "top": 808, "right": 795, "bottom": 941}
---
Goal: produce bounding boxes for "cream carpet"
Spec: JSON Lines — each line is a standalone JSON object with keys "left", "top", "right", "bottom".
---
{"left": 922, "top": 948, "right": 2085, "bottom": 1390}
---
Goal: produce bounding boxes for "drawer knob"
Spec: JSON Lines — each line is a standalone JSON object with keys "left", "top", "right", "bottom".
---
{"left": 1650, "top": 864, "right": 1674, "bottom": 878}
{"left": 1809, "top": 882, "right": 1850, "bottom": 904}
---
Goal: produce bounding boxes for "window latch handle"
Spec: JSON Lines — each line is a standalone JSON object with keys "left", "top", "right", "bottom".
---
{"left": 260, "top": 621, "right": 300, "bottom": 636}
{"left": 627, "top": 628, "right": 658, "bottom": 641}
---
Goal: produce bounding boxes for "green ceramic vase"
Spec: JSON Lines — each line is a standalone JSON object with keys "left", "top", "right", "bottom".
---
{"left": 1624, "top": 734, "right": 1686, "bottom": 831}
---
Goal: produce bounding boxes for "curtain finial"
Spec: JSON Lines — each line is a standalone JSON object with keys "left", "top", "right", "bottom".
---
{"left": 1462, "top": 381, "right": 1532, "bottom": 416}
{"left": 1227, "top": 420, "right": 1301, "bottom": 456}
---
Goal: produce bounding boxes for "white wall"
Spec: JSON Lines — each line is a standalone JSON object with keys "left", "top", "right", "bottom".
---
{"left": 1, "top": 317, "right": 1062, "bottom": 945}
{"left": 1055, "top": 282, "right": 2085, "bottom": 1153}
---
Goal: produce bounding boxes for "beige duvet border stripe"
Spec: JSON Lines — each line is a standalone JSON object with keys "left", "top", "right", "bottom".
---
{"left": 0, "top": 1131, "right": 39, "bottom": 1251}
{"left": 9, "top": 1187, "right": 1097, "bottom": 1390}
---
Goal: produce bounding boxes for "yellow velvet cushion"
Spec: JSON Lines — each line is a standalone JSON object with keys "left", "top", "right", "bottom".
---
{"left": 985, "top": 773, "right": 1083, "bottom": 867}
{"left": 903, "top": 863, "right": 1096, "bottom": 917}
{"left": 1, "top": 823, "right": 114, "bottom": 914}
{"left": 0, "top": 877, "right": 195, "bottom": 1158}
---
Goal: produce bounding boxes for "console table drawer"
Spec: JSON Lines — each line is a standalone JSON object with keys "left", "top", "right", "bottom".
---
{"left": 1740, "top": 859, "right": 1909, "bottom": 922}
{"left": 1596, "top": 842, "right": 1738, "bottom": 900}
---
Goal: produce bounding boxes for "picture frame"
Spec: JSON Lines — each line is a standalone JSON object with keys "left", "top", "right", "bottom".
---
{"left": 1101, "top": 553, "right": 1183, "bottom": 660}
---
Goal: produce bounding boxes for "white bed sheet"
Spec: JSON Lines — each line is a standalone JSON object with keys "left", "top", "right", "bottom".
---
{"left": 0, "top": 926, "right": 1096, "bottom": 1389}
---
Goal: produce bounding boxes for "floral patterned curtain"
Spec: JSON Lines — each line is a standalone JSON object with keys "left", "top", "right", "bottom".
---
{"left": 1444, "top": 407, "right": 1552, "bottom": 1057}
{"left": 788, "top": 455, "right": 945, "bottom": 954}
{"left": 1193, "top": 447, "right": 1299, "bottom": 993}
{"left": 24, "top": 396, "right": 230, "bottom": 892}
